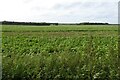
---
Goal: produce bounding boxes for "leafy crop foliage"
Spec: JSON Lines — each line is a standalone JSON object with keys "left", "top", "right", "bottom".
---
{"left": 2, "top": 25, "right": 119, "bottom": 79}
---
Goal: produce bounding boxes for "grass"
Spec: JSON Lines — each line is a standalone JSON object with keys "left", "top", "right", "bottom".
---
{"left": 2, "top": 25, "right": 118, "bottom": 32}
{"left": 2, "top": 25, "right": 119, "bottom": 80}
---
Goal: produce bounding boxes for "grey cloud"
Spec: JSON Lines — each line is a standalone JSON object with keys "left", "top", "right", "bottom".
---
{"left": 53, "top": 2, "right": 82, "bottom": 10}
{"left": 52, "top": 1, "right": 117, "bottom": 14}
{"left": 24, "top": 2, "right": 118, "bottom": 24}
{"left": 53, "top": 2, "right": 104, "bottom": 10}
{"left": 51, "top": 2, "right": 117, "bottom": 23}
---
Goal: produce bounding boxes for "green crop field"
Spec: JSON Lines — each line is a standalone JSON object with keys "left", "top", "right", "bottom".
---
{"left": 2, "top": 25, "right": 119, "bottom": 79}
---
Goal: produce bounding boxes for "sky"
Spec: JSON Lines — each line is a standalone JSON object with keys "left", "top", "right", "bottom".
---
{"left": 0, "top": 0, "right": 119, "bottom": 24}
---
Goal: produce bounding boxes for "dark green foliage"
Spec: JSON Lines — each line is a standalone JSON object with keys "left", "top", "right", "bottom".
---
{"left": 2, "top": 21, "right": 58, "bottom": 26}
{"left": 2, "top": 25, "right": 119, "bottom": 80}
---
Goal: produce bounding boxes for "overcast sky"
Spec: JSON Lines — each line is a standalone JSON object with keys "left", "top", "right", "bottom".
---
{"left": 0, "top": 0, "right": 119, "bottom": 23}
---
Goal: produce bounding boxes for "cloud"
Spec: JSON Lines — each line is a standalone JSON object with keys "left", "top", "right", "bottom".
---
{"left": 41, "top": 2, "right": 118, "bottom": 23}
{"left": 0, "top": 0, "right": 119, "bottom": 23}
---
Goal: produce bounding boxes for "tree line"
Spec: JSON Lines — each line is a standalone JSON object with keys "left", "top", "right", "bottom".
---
{"left": 1, "top": 21, "right": 109, "bottom": 25}
{"left": 1, "top": 21, "right": 58, "bottom": 26}
{"left": 79, "top": 22, "right": 109, "bottom": 25}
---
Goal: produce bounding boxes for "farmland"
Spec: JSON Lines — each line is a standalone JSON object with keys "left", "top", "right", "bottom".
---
{"left": 2, "top": 25, "right": 119, "bottom": 79}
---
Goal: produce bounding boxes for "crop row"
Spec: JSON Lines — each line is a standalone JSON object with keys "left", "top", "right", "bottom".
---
{"left": 2, "top": 35, "right": 119, "bottom": 79}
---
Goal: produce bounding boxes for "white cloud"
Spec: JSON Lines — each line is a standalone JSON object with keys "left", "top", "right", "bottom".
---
{"left": 0, "top": 0, "right": 119, "bottom": 23}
